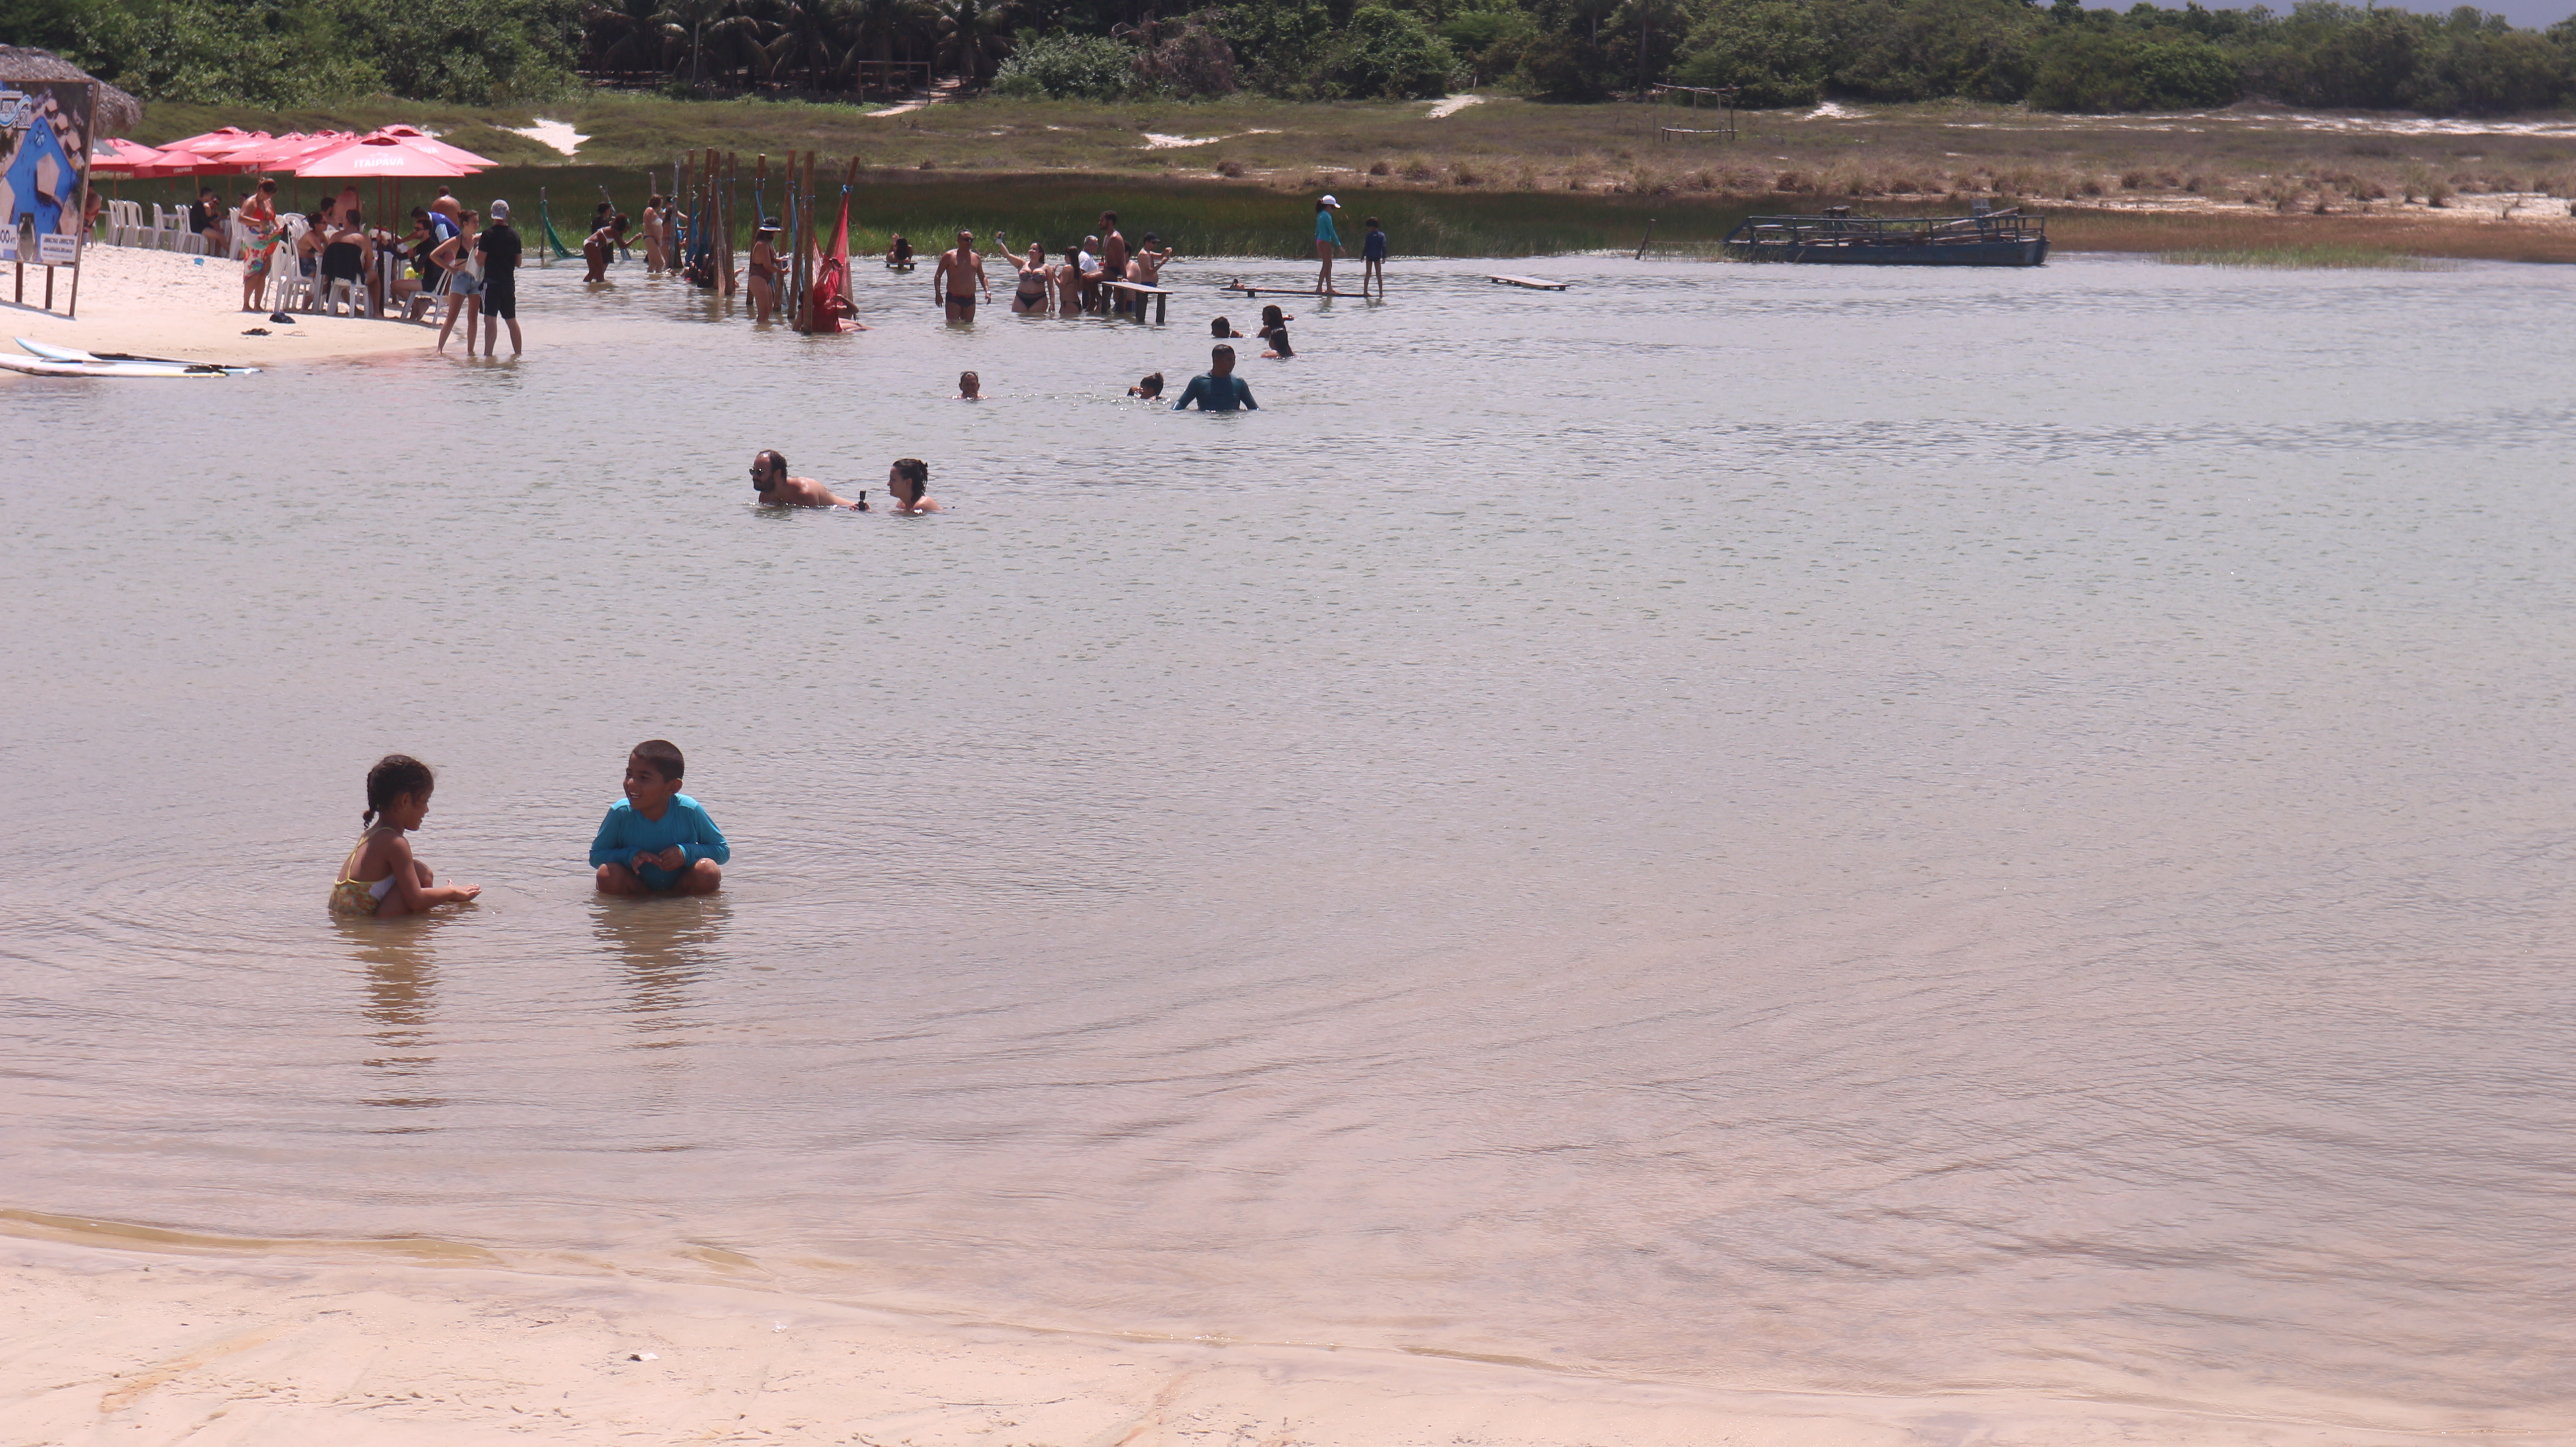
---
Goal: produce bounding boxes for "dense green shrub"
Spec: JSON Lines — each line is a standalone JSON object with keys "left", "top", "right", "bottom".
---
{"left": 1320, "top": 5, "right": 1457, "bottom": 97}
{"left": 989, "top": 32, "right": 1136, "bottom": 98}
{"left": 2027, "top": 26, "right": 2238, "bottom": 109}
{"left": 1672, "top": 0, "right": 1828, "bottom": 106}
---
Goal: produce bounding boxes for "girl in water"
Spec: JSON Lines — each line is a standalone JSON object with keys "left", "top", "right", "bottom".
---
{"left": 1011, "top": 242, "right": 1052, "bottom": 315}
{"left": 747, "top": 221, "right": 781, "bottom": 322}
{"left": 328, "top": 755, "right": 481, "bottom": 919}
{"left": 1312, "top": 194, "right": 1341, "bottom": 295}
{"left": 1053, "top": 243, "right": 1086, "bottom": 315}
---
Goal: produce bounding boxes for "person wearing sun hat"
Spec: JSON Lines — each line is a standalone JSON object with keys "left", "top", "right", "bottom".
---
{"left": 1313, "top": 193, "right": 1343, "bottom": 296}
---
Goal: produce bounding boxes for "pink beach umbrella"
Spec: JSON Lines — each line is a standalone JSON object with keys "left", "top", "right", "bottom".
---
{"left": 365, "top": 126, "right": 497, "bottom": 172}
{"left": 88, "top": 137, "right": 178, "bottom": 176}
{"left": 158, "top": 127, "right": 272, "bottom": 159}
{"left": 292, "top": 135, "right": 476, "bottom": 179}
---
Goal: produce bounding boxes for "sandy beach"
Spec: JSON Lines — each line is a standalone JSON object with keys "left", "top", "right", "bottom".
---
{"left": 1, "top": 1232, "right": 2511, "bottom": 1447}
{"left": 2, "top": 244, "right": 434, "bottom": 367}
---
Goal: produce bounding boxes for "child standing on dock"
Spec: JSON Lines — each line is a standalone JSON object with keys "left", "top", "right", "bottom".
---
{"left": 1362, "top": 216, "right": 1387, "bottom": 296}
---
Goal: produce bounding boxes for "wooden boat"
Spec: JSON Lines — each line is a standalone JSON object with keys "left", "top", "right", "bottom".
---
{"left": 1722, "top": 207, "right": 2048, "bottom": 266}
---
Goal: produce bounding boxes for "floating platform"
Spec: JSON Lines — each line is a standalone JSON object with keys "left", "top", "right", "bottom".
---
{"left": 1488, "top": 274, "right": 1569, "bottom": 290}
{"left": 1722, "top": 208, "right": 2048, "bottom": 266}
{"left": 1222, "top": 281, "right": 1364, "bottom": 298}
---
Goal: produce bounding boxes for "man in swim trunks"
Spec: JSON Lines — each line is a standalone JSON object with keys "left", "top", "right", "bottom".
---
{"left": 1171, "top": 344, "right": 1258, "bottom": 412}
{"left": 748, "top": 449, "right": 867, "bottom": 509}
{"left": 933, "top": 230, "right": 988, "bottom": 321}
{"left": 1099, "top": 211, "right": 1129, "bottom": 312}
{"left": 476, "top": 198, "right": 525, "bottom": 357}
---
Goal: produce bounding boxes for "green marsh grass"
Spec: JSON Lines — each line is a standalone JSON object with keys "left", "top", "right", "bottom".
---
{"left": 2158, "top": 245, "right": 2439, "bottom": 269}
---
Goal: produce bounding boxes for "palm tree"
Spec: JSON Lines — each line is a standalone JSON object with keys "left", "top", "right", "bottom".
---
{"left": 581, "top": 0, "right": 676, "bottom": 77}
{"left": 930, "top": 0, "right": 1016, "bottom": 86}
{"left": 656, "top": 0, "right": 763, "bottom": 87}
{"left": 833, "top": 0, "right": 936, "bottom": 92}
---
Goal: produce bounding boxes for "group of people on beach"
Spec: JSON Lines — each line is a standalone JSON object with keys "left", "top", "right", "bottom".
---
{"left": 330, "top": 742, "right": 729, "bottom": 917}
{"left": 222, "top": 180, "right": 527, "bottom": 356}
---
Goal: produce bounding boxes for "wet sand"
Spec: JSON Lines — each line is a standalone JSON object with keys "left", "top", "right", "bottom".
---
{"left": 1, "top": 1235, "right": 2507, "bottom": 1447}
{"left": 2, "top": 244, "right": 437, "bottom": 367}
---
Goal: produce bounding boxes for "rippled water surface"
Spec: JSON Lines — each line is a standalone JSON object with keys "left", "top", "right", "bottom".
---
{"left": 5, "top": 254, "right": 2573, "bottom": 1432}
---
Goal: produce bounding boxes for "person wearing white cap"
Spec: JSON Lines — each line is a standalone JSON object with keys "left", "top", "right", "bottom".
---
{"left": 475, "top": 199, "right": 525, "bottom": 358}
{"left": 1313, "top": 194, "right": 1342, "bottom": 296}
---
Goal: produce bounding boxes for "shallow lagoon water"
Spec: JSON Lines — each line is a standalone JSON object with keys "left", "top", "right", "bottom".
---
{"left": 4, "top": 253, "right": 2573, "bottom": 1432}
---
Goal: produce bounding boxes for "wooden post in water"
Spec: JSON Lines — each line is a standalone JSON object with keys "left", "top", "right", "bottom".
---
{"left": 1636, "top": 218, "right": 1655, "bottom": 261}
{"left": 786, "top": 151, "right": 807, "bottom": 330}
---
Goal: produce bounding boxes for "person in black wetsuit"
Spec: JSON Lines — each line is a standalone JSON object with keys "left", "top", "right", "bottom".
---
{"left": 476, "top": 200, "right": 526, "bottom": 357}
{"left": 1172, "top": 345, "right": 1257, "bottom": 412}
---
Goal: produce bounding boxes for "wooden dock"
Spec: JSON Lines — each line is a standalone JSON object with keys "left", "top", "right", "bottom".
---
{"left": 1107, "top": 280, "right": 1173, "bottom": 323}
{"left": 1488, "top": 274, "right": 1569, "bottom": 290}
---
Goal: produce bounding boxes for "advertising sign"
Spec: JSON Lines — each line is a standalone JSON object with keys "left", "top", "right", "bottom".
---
{"left": 0, "top": 79, "right": 95, "bottom": 311}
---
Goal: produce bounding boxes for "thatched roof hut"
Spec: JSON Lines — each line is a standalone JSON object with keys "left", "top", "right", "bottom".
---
{"left": 0, "top": 46, "right": 144, "bottom": 136}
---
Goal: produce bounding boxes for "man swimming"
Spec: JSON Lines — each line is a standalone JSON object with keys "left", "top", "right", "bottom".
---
{"left": 932, "top": 231, "right": 989, "bottom": 322}
{"left": 748, "top": 449, "right": 866, "bottom": 509}
{"left": 1172, "top": 345, "right": 1258, "bottom": 412}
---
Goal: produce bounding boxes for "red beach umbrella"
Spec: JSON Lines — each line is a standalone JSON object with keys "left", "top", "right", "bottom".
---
{"left": 89, "top": 137, "right": 178, "bottom": 176}
{"left": 159, "top": 127, "right": 271, "bottom": 159}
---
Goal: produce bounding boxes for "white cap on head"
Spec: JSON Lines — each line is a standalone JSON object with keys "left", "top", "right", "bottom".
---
{"left": 1320, "top": 194, "right": 1340, "bottom": 207}
{"left": 488, "top": 199, "right": 510, "bottom": 220}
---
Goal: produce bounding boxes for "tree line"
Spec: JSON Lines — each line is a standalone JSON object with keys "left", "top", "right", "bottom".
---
{"left": 5, "top": 0, "right": 2574, "bottom": 115}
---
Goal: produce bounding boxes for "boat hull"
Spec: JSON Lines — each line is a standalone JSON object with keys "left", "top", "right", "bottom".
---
{"left": 1723, "top": 239, "right": 2049, "bottom": 266}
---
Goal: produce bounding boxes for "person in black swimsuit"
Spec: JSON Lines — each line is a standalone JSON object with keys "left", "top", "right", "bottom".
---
{"left": 932, "top": 231, "right": 988, "bottom": 322}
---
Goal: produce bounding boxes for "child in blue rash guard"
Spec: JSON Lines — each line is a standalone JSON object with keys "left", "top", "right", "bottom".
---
{"left": 591, "top": 739, "right": 729, "bottom": 896}
{"left": 1362, "top": 215, "right": 1387, "bottom": 296}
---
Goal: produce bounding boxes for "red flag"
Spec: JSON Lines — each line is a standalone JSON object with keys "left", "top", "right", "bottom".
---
{"left": 806, "top": 196, "right": 851, "bottom": 333}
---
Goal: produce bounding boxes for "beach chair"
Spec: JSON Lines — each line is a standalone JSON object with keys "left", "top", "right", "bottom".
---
{"left": 103, "top": 199, "right": 138, "bottom": 246}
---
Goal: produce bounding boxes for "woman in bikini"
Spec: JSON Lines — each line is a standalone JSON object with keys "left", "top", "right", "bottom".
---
{"left": 748, "top": 221, "right": 781, "bottom": 322}
{"left": 1011, "top": 242, "right": 1052, "bottom": 315}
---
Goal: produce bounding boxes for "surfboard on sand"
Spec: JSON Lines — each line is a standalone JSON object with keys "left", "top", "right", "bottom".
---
{"left": 8, "top": 337, "right": 258, "bottom": 377}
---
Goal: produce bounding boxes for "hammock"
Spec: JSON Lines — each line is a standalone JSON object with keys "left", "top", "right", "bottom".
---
{"left": 808, "top": 194, "right": 854, "bottom": 332}
{"left": 537, "top": 189, "right": 574, "bottom": 261}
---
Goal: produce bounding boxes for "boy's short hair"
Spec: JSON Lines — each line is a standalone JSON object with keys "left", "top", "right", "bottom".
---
{"left": 1366, "top": 216, "right": 1381, "bottom": 227}
{"left": 1212, "top": 343, "right": 1236, "bottom": 361}
{"left": 631, "top": 738, "right": 686, "bottom": 780}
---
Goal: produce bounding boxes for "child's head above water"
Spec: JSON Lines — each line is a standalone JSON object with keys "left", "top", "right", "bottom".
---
{"left": 889, "top": 458, "right": 931, "bottom": 506}
{"left": 625, "top": 739, "right": 686, "bottom": 812}
{"left": 1130, "top": 371, "right": 1164, "bottom": 398}
{"left": 363, "top": 753, "right": 436, "bottom": 827}
{"left": 958, "top": 370, "right": 980, "bottom": 399}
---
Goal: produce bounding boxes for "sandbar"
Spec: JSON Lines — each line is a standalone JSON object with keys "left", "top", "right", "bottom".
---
{"left": 0, "top": 1233, "right": 2521, "bottom": 1447}
{"left": 1, "top": 245, "right": 434, "bottom": 369}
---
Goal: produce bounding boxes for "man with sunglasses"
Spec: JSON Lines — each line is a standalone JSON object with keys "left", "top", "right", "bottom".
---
{"left": 747, "top": 450, "right": 867, "bottom": 509}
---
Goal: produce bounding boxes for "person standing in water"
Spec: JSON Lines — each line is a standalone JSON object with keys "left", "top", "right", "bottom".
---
{"left": 1311, "top": 194, "right": 1342, "bottom": 295}
{"left": 747, "top": 221, "right": 782, "bottom": 322}
{"left": 1362, "top": 215, "right": 1388, "bottom": 297}
{"left": 933, "top": 231, "right": 989, "bottom": 322}
{"left": 432, "top": 209, "right": 482, "bottom": 355}
{"left": 477, "top": 199, "right": 525, "bottom": 358}
{"left": 1172, "top": 344, "right": 1257, "bottom": 412}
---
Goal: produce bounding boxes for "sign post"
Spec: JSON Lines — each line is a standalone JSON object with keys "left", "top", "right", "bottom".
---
{"left": 0, "top": 78, "right": 97, "bottom": 319}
